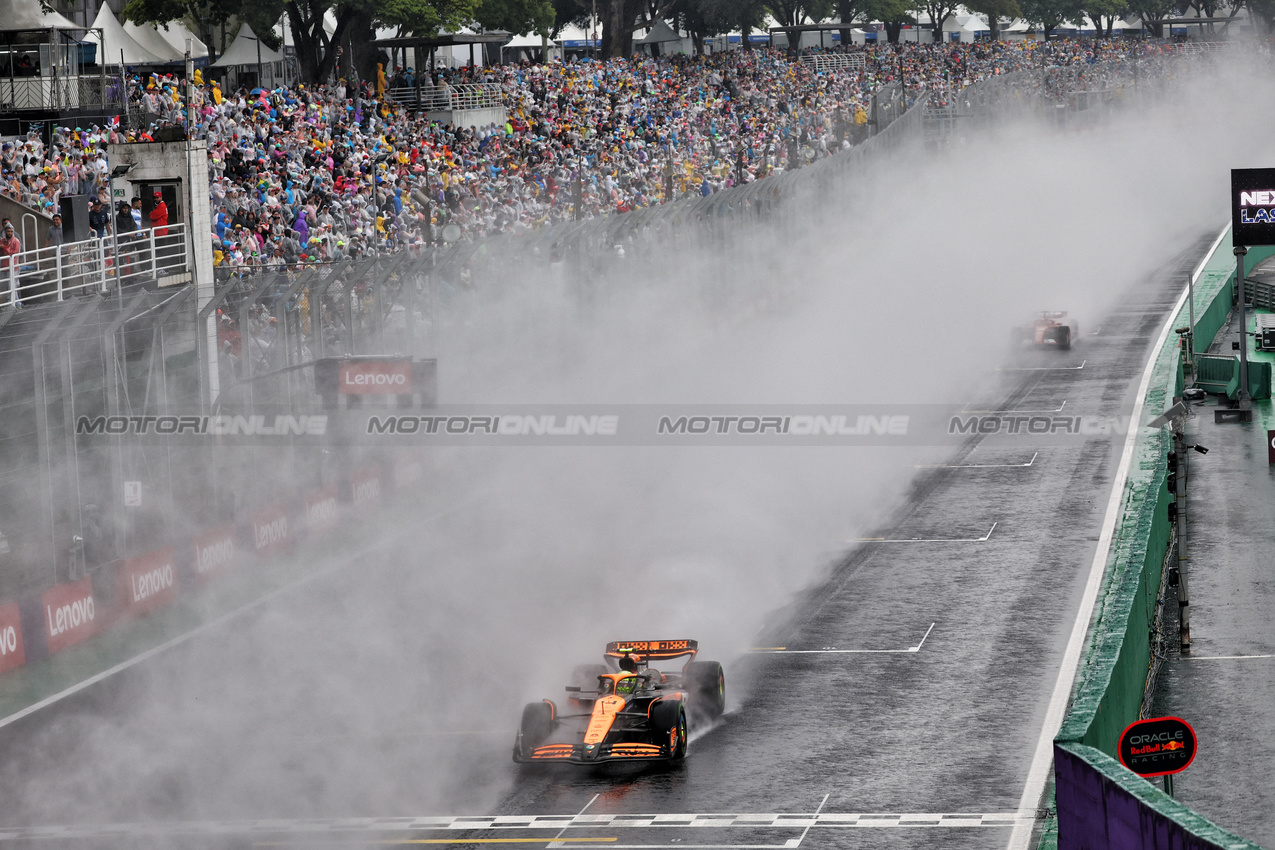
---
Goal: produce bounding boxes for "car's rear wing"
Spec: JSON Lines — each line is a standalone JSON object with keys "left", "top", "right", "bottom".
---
{"left": 605, "top": 639, "right": 698, "bottom": 661}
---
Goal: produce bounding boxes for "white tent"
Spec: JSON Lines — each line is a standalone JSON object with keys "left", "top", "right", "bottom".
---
{"left": 123, "top": 19, "right": 185, "bottom": 61}
{"left": 155, "top": 20, "right": 209, "bottom": 59}
{"left": 86, "top": 5, "right": 167, "bottom": 65}
{"left": 211, "top": 22, "right": 283, "bottom": 68}
{"left": 0, "top": 0, "right": 80, "bottom": 31}
{"left": 637, "top": 19, "right": 682, "bottom": 44}
{"left": 505, "top": 32, "right": 547, "bottom": 48}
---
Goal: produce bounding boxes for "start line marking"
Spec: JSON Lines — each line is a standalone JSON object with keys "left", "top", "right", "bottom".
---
{"left": 852, "top": 522, "right": 997, "bottom": 543}
{"left": 752, "top": 623, "right": 935, "bottom": 655}
{"left": 0, "top": 811, "right": 1032, "bottom": 843}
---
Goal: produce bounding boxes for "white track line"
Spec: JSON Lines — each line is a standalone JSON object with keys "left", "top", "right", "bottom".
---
{"left": 0, "top": 498, "right": 481, "bottom": 731}
{"left": 547, "top": 795, "right": 600, "bottom": 849}
{"left": 0, "top": 813, "right": 1034, "bottom": 842}
{"left": 1005, "top": 222, "right": 1229, "bottom": 850}
{"left": 1181, "top": 653, "right": 1275, "bottom": 661}
{"left": 853, "top": 522, "right": 997, "bottom": 543}
{"left": 917, "top": 452, "right": 1038, "bottom": 469}
{"left": 998, "top": 360, "right": 1086, "bottom": 372}
{"left": 912, "top": 622, "right": 936, "bottom": 652}
{"left": 750, "top": 623, "right": 935, "bottom": 655}
{"left": 962, "top": 401, "right": 1067, "bottom": 413}
{"left": 792, "top": 795, "right": 830, "bottom": 848}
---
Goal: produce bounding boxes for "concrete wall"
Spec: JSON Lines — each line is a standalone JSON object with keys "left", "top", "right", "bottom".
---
{"left": 425, "top": 107, "right": 506, "bottom": 130}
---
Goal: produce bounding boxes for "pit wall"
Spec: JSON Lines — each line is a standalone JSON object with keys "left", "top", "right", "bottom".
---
{"left": 1048, "top": 226, "right": 1264, "bottom": 850}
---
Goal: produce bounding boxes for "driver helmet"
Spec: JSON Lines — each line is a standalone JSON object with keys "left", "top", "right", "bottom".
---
{"left": 615, "top": 675, "right": 639, "bottom": 696}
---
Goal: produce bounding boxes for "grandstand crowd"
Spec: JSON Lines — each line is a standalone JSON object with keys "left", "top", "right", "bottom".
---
{"left": 0, "top": 38, "right": 1183, "bottom": 269}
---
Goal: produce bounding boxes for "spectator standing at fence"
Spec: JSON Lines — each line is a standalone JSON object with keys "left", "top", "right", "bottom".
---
{"left": 89, "top": 198, "right": 109, "bottom": 238}
{"left": 0, "top": 222, "right": 21, "bottom": 307}
{"left": 149, "top": 191, "right": 169, "bottom": 236}
{"left": 115, "top": 201, "right": 135, "bottom": 235}
{"left": 45, "top": 214, "right": 63, "bottom": 247}
{"left": 130, "top": 197, "right": 143, "bottom": 230}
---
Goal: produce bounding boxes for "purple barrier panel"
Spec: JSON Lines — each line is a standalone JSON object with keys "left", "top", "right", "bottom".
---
{"left": 1055, "top": 744, "right": 1247, "bottom": 850}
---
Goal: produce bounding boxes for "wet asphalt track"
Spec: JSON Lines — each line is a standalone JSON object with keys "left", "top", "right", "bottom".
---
{"left": 0, "top": 234, "right": 1219, "bottom": 850}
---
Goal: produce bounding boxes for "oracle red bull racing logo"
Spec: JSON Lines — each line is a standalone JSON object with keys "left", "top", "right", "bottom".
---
{"left": 1118, "top": 716, "right": 1197, "bottom": 778}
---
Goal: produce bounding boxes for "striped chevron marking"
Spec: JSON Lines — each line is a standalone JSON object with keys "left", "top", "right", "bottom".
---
{"left": 0, "top": 812, "right": 1031, "bottom": 841}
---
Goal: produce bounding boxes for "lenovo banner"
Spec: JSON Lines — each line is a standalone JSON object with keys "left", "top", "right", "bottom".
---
{"left": 314, "top": 358, "right": 437, "bottom": 403}
{"left": 117, "top": 547, "right": 179, "bottom": 616}
{"left": 350, "top": 466, "right": 383, "bottom": 508}
{"left": 253, "top": 503, "right": 292, "bottom": 555}
{"left": 0, "top": 601, "right": 26, "bottom": 674}
{"left": 192, "top": 524, "right": 237, "bottom": 584}
{"left": 42, "top": 577, "right": 97, "bottom": 654}
{"left": 305, "top": 485, "right": 340, "bottom": 533}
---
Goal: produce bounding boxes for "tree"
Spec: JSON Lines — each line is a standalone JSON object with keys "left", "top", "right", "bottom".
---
{"left": 918, "top": 0, "right": 959, "bottom": 40}
{"left": 767, "top": 0, "right": 831, "bottom": 50}
{"left": 1018, "top": 0, "right": 1084, "bottom": 37}
{"left": 863, "top": 0, "right": 914, "bottom": 41}
{"left": 1081, "top": 0, "right": 1127, "bottom": 35}
{"left": 1125, "top": 0, "right": 1172, "bottom": 35}
{"left": 474, "top": 0, "right": 556, "bottom": 34}
{"left": 963, "top": 0, "right": 1019, "bottom": 38}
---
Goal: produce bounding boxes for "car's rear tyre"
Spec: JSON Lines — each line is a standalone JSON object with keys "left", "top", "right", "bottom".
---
{"left": 519, "top": 701, "right": 556, "bottom": 755}
{"left": 651, "top": 700, "right": 687, "bottom": 759}
{"left": 685, "top": 660, "right": 725, "bottom": 720}
{"left": 1056, "top": 326, "right": 1071, "bottom": 350}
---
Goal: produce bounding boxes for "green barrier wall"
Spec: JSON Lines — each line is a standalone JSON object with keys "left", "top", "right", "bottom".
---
{"left": 1047, "top": 227, "right": 1264, "bottom": 850}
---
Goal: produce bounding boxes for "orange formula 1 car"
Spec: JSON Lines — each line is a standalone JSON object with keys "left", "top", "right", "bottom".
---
{"left": 513, "top": 640, "right": 725, "bottom": 765}
{"left": 1013, "top": 311, "right": 1080, "bottom": 351}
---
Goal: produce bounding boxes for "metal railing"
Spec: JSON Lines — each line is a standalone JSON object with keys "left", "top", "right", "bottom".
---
{"left": 801, "top": 52, "right": 867, "bottom": 72}
{"left": 387, "top": 83, "right": 504, "bottom": 111}
{"left": 0, "top": 74, "right": 125, "bottom": 111}
{"left": 2, "top": 223, "right": 189, "bottom": 306}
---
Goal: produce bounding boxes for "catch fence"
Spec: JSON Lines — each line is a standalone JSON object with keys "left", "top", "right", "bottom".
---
{"left": 0, "top": 45, "right": 1212, "bottom": 600}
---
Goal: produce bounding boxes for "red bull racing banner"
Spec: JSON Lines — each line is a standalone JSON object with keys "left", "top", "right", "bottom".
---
{"left": 1117, "top": 716, "right": 1197, "bottom": 778}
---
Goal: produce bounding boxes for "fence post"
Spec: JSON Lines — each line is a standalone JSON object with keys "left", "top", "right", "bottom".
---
{"left": 149, "top": 228, "right": 157, "bottom": 278}
{"left": 56, "top": 247, "right": 64, "bottom": 300}
{"left": 99, "top": 239, "right": 108, "bottom": 293}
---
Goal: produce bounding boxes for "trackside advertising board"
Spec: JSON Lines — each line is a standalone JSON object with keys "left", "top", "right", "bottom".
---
{"left": 253, "top": 503, "right": 292, "bottom": 555}
{"left": 313, "top": 358, "right": 438, "bottom": 403}
{"left": 1232, "top": 168, "right": 1275, "bottom": 247}
{"left": 192, "top": 524, "right": 237, "bottom": 584}
{"left": 42, "top": 577, "right": 97, "bottom": 654}
{"left": 0, "top": 601, "right": 25, "bottom": 674}
{"left": 350, "top": 466, "right": 382, "bottom": 507}
{"left": 305, "top": 485, "right": 340, "bottom": 533}
{"left": 1118, "top": 716, "right": 1197, "bottom": 778}
{"left": 116, "top": 547, "right": 179, "bottom": 616}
